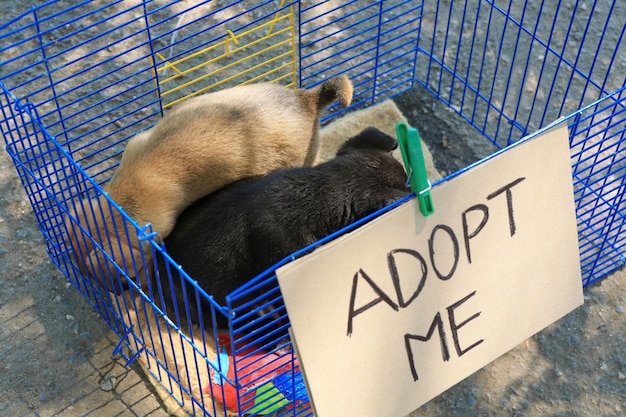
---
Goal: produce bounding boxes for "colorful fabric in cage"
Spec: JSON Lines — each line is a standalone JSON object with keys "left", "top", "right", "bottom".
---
{"left": 206, "top": 335, "right": 308, "bottom": 415}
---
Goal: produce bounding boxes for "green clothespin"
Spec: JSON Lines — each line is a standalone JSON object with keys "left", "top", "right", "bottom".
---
{"left": 395, "top": 122, "right": 435, "bottom": 217}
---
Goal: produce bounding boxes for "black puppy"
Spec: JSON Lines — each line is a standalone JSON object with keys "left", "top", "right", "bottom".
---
{"left": 155, "top": 127, "right": 410, "bottom": 330}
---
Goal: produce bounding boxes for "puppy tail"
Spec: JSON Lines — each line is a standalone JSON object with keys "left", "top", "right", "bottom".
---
{"left": 313, "top": 75, "right": 354, "bottom": 110}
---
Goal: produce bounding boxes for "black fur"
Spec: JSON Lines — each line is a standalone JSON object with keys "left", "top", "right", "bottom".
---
{"left": 156, "top": 127, "right": 410, "bottom": 329}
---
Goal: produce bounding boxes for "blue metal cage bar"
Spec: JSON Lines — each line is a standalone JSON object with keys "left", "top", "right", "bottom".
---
{"left": 1, "top": 1, "right": 625, "bottom": 416}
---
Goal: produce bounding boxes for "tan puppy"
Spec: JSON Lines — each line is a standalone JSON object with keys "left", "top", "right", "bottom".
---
{"left": 65, "top": 76, "right": 353, "bottom": 291}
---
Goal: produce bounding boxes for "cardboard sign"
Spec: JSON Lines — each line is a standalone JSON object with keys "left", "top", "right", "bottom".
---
{"left": 276, "top": 124, "right": 583, "bottom": 417}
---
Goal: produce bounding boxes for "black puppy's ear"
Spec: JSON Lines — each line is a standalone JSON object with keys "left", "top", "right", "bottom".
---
{"left": 337, "top": 127, "right": 398, "bottom": 156}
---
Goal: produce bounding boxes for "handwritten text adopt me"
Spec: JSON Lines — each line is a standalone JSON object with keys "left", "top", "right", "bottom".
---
{"left": 278, "top": 125, "right": 583, "bottom": 417}
{"left": 346, "top": 177, "right": 525, "bottom": 381}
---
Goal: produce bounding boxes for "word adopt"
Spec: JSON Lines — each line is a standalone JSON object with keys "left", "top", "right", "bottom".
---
{"left": 346, "top": 177, "right": 525, "bottom": 380}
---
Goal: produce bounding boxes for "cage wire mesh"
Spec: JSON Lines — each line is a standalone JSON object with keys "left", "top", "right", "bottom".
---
{"left": 0, "top": 0, "right": 625, "bottom": 416}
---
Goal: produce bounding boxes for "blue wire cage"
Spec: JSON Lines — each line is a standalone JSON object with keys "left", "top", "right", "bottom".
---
{"left": 0, "top": 1, "right": 624, "bottom": 416}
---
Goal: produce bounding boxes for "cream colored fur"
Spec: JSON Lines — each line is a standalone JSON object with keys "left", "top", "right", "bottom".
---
{"left": 65, "top": 76, "right": 354, "bottom": 289}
